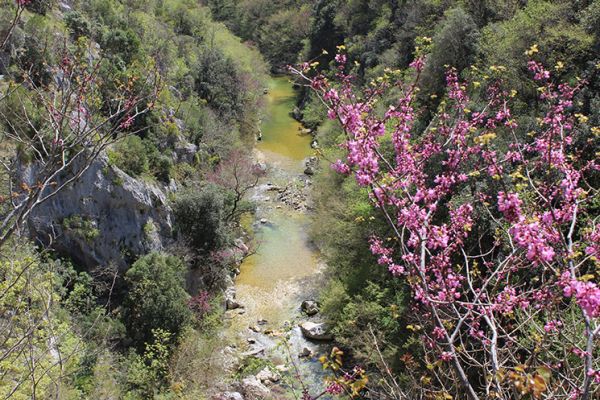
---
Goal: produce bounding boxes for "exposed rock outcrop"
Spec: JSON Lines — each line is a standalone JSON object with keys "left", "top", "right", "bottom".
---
{"left": 23, "top": 153, "right": 173, "bottom": 270}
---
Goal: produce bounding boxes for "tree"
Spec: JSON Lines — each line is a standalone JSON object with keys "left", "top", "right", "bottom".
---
{"left": 122, "top": 252, "right": 191, "bottom": 349}
{"left": 194, "top": 48, "right": 242, "bottom": 116}
{"left": 294, "top": 49, "right": 600, "bottom": 399}
{"left": 172, "top": 184, "right": 227, "bottom": 253}
{"left": 0, "top": 42, "right": 159, "bottom": 248}
{"left": 420, "top": 7, "right": 479, "bottom": 97}
{"left": 207, "top": 149, "right": 265, "bottom": 222}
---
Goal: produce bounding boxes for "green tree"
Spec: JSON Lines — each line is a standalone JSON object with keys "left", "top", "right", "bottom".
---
{"left": 420, "top": 7, "right": 480, "bottom": 96}
{"left": 194, "top": 48, "right": 242, "bottom": 116}
{"left": 172, "top": 184, "right": 227, "bottom": 253}
{"left": 122, "top": 252, "right": 191, "bottom": 349}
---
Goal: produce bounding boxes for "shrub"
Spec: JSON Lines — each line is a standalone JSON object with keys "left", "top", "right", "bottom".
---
{"left": 108, "top": 135, "right": 149, "bottom": 177}
{"left": 64, "top": 11, "right": 91, "bottom": 39}
{"left": 62, "top": 215, "right": 100, "bottom": 243}
{"left": 172, "top": 184, "right": 227, "bottom": 253}
{"left": 122, "top": 252, "right": 191, "bottom": 349}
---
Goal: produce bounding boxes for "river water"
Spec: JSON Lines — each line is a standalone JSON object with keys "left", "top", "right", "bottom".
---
{"left": 222, "top": 76, "right": 330, "bottom": 396}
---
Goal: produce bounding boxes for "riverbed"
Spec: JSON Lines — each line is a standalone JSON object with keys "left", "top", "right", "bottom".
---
{"left": 221, "top": 76, "right": 331, "bottom": 397}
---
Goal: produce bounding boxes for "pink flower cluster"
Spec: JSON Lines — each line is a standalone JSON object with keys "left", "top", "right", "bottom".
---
{"left": 509, "top": 221, "right": 557, "bottom": 264}
{"left": 497, "top": 192, "right": 522, "bottom": 223}
{"left": 562, "top": 272, "right": 600, "bottom": 318}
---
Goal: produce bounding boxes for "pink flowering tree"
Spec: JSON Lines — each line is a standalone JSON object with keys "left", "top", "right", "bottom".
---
{"left": 292, "top": 51, "right": 600, "bottom": 399}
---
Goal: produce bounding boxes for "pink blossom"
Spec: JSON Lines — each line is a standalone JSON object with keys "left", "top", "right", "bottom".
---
{"left": 331, "top": 160, "right": 350, "bottom": 174}
{"left": 543, "top": 320, "right": 562, "bottom": 333}
{"left": 325, "top": 382, "right": 344, "bottom": 395}
{"left": 562, "top": 274, "right": 600, "bottom": 318}
{"left": 497, "top": 192, "right": 522, "bottom": 223}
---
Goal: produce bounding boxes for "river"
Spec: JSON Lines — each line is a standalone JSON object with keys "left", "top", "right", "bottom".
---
{"left": 222, "top": 76, "right": 331, "bottom": 397}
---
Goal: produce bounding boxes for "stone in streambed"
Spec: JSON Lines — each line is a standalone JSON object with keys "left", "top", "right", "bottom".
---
{"left": 214, "top": 392, "right": 244, "bottom": 400}
{"left": 301, "top": 300, "right": 319, "bottom": 316}
{"left": 298, "top": 347, "right": 312, "bottom": 358}
{"left": 299, "top": 321, "right": 333, "bottom": 341}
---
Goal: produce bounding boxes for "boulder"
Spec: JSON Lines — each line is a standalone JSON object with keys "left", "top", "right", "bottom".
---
{"left": 299, "top": 322, "right": 333, "bottom": 341}
{"left": 303, "top": 156, "right": 319, "bottom": 176}
{"left": 256, "top": 367, "right": 281, "bottom": 384}
{"left": 215, "top": 392, "right": 244, "bottom": 400}
{"left": 298, "top": 347, "right": 312, "bottom": 358}
{"left": 242, "top": 376, "right": 271, "bottom": 400}
{"left": 255, "top": 162, "right": 268, "bottom": 174}
{"left": 274, "top": 365, "right": 288, "bottom": 373}
{"left": 58, "top": 2, "right": 72, "bottom": 12}
{"left": 226, "top": 298, "right": 242, "bottom": 310}
{"left": 292, "top": 106, "right": 302, "bottom": 121}
{"left": 225, "top": 286, "right": 242, "bottom": 310}
{"left": 301, "top": 300, "right": 319, "bottom": 316}
{"left": 23, "top": 153, "right": 172, "bottom": 270}
{"left": 173, "top": 141, "right": 198, "bottom": 164}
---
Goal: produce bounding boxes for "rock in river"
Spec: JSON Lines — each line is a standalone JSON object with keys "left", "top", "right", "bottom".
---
{"left": 298, "top": 347, "right": 312, "bottom": 358}
{"left": 301, "top": 300, "right": 319, "bottom": 316}
{"left": 299, "top": 321, "right": 333, "bottom": 341}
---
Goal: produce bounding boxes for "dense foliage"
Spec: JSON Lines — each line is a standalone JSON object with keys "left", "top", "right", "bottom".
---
{"left": 0, "top": 0, "right": 266, "bottom": 398}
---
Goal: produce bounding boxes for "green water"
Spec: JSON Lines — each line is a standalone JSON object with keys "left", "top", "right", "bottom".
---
{"left": 237, "top": 212, "right": 318, "bottom": 289}
{"left": 257, "top": 76, "right": 313, "bottom": 166}
{"left": 234, "top": 76, "right": 319, "bottom": 324}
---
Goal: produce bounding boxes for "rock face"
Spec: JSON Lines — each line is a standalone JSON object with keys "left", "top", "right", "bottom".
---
{"left": 173, "top": 141, "right": 198, "bottom": 164}
{"left": 23, "top": 154, "right": 172, "bottom": 270}
{"left": 299, "top": 321, "right": 333, "bottom": 341}
{"left": 241, "top": 376, "right": 271, "bottom": 399}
